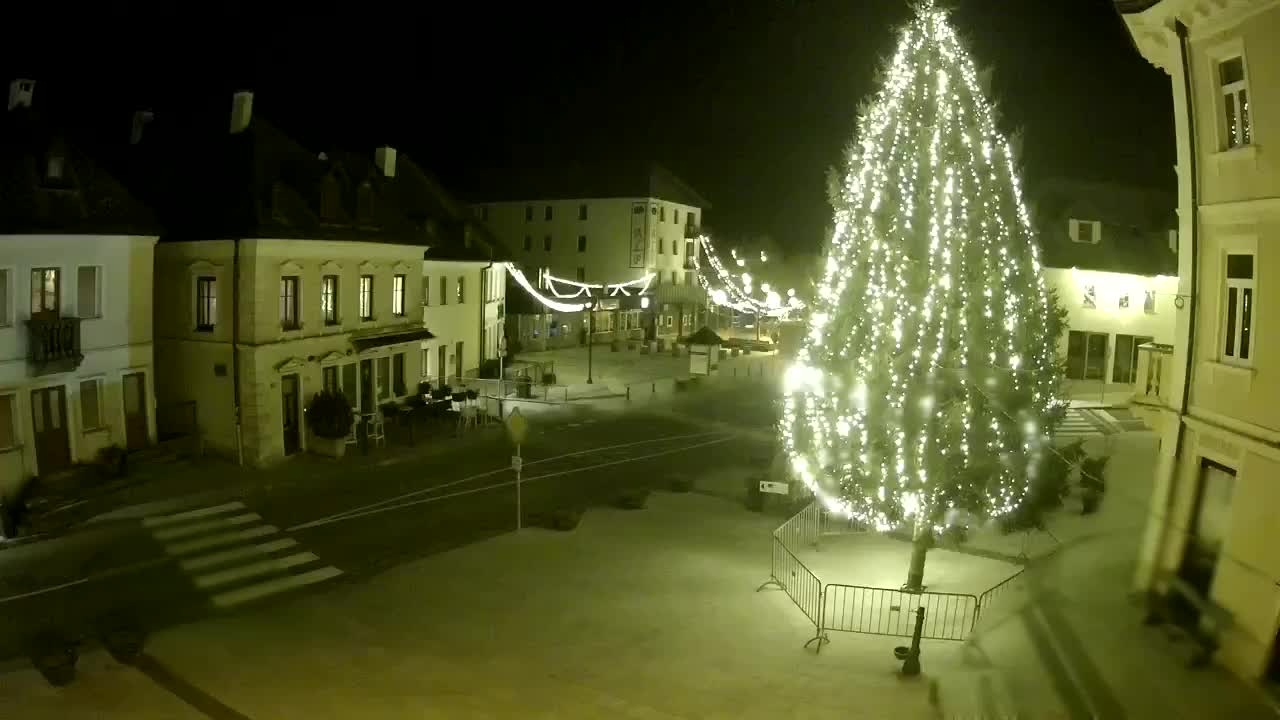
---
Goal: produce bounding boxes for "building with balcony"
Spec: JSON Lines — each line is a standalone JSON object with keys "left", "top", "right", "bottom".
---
{"left": 1118, "top": 0, "right": 1280, "bottom": 689}
{"left": 1031, "top": 178, "right": 1179, "bottom": 399}
{"left": 0, "top": 79, "right": 159, "bottom": 498}
{"left": 468, "top": 163, "right": 708, "bottom": 350}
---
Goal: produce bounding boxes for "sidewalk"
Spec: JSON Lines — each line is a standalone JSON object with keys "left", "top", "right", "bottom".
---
{"left": 515, "top": 344, "right": 783, "bottom": 397}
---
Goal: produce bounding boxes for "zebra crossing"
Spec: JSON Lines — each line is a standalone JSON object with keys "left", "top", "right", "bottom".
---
{"left": 144, "top": 501, "right": 342, "bottom": 609}
{"left": 1054, "top": 407, "right": 1121, "bottom": 443}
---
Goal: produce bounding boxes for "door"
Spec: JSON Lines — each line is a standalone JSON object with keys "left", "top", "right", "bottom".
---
{"left": 1066, "top": 331, "right": 1109, "bottom": 380}
{"left": 1113, "top": 335, "right": 1154, "bottom": 385}
{"left": 30, "top": 385, "right": 71, "bottom": 475}
{"left": 454, "top": 341, "right": 464, "bottom": 381}
{"left": 281, "top": 374, "right": 300, "bottom": 456}
{"left": 1173, "top": 459, "right": 1236, "bottom": 623}
{"left": 438, "top": 346, "right": 447, "bottom": 386}
{"left": 122, "top": 372, "right": 149, "bottom": 451}
{"left": 359, "top": 359, "right": 374, "bottom": 414}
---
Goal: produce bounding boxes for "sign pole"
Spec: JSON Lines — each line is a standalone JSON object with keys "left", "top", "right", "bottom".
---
{"left": 516, "top": 442, "right": 522, "bottom": 532}
{"left": 506, "top": 407, "right": 528, "bottom": 533}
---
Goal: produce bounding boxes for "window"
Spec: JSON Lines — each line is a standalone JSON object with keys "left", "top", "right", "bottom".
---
{"left": 685, "top": 239, "right": 694, "bottom": 259}
{"left": 0, "top": 269, "right": 9, "bottom": 326}
{"left": 46, "top": 155, "right": 64, "bottom": 181}
{"left": 1066, "top": 331, "right": 1109, "bottom": 380}
{"left": 0, "top": 394, "right": 15, "bottom": 450}
{"left": 1070, "top": 219, "right": 1100, "bottom": 244}
{"left": 687, "top": 212, "right": 697, "bottom": 227}
{"left": 544, "top": 235, "right": 552, "bottom": 252}
{"left": 671, "top": 271, "right": 678, "bottom": 285}
{"left": 323, "top": 365, "right": 339, "bottom": 393}
{"left": 30, "top": 267, "right": 59, "bottom": 314}
{"left": 523, "top": 235, "right": 533, "bottom": 251}
{"left": 1223, "top": 253, "right": 1255, "bottom": 364}
{"left": 1113, "top": 334, "right": 1154, "bottom": 384}
{"left": 439, "top": 276, "right": 448, "bottom": 306}
{"left": 196, "top": 276, "right": 216, "bottom": 331}
{"left": 77, "top": 266, "right": 101, "bottom": 318}
{"left": 342, "top": 363, "right": 357, "bottom": 410}
{"left": 1219, "top": 56, "right": 1251, "bottom": 149}
{"left": 280, "top": 276, "right": 300, "bottom": 329}
{"left": 525, "top": 206, "right": 533, "bottom": 221}
{"left": 578, "top": 204, "right": 588, "bottom": 221}
{"left": 1183, "top": 460, "right": 1237, "bottom": 595}
{"left": 480, "top": 206, "right": 489, "bottom": 221}
{"left": 79, "top": 378, "right": 103, "bottom": 430}
{"left": 393, "top": 353, "right": 406, "bottom": 396}
{"left": 674, "top": 209, "right": 680, "bottom": 225}
{"left": 322, "top": 275, "right": 339, "bottom": 325}
{"left": 660, "top": 206, "right": 666, "bottom": 222}
{"left": 1082, "top": 284, "right": 1096, "bottom": 309}
{"left": 423, "top": 277, "right": 430, "bottom": 307}
{"left": 377, "top": 356, "right": 390, "bottom": 400}
{"left": 456, "top": 276, "right": 465, "bottom": 304}
{"left": 685, "top": 272, "right": 693, "bottom": 287}
{"left": 658, "top": 239, "right": 665, "bottom": 254}
{"left": 392, "top": 274, "right": 406, "bottom": 316}
{"left": 544, "top": 205, "right": 553, "bottom": 221}
{"left": 672, "top": 240, "right": 678, "bottom": 255}
{"left": 576, "top": 267, "right": 586, "bottom": 282}
{"left": 578, "top": 235, "right": 587, "bottom": 252}
{"left": 360, "top": 275, "right": 374, "bottom": 320}
{"left": 1145, "top": 290, "right": 1156, "bottom": 315}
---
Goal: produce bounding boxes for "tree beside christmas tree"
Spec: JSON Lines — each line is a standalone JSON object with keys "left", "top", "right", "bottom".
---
{"left": 781, "top": 2, "right": 1067, "bottom": 591}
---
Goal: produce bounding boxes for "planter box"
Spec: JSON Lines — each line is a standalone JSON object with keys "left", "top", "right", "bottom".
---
{"left": 610, "top": 340, "right": 620, "bottom": 352}
{"left": 309, "top": 433, "right": 347, "bottom": 458}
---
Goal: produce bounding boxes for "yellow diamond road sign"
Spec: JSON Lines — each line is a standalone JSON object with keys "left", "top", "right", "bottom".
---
{"left": 506, "top": 408, "right": 528, "bottom": 445}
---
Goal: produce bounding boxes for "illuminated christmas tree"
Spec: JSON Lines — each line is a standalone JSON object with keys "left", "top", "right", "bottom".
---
{"left": 780, "top": 3, "right": 1066, "bottom": 591}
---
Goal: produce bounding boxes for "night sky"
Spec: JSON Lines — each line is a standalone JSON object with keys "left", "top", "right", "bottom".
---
{"left": 9, "top": 0, "right": 1172, "bottom": 256}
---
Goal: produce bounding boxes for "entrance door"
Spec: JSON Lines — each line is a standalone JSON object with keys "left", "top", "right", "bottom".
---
{"left": 30, "top": 385, "right": 71, "bottom": 475}
{"left": 438, "top": 345, "right": 447, "bottom": 385}
{"left": 454, "top": 341, "right": 464, "bottom": 381}
{"left": 1113, "top": 335, "right": 1154, "bottom": 384}
{"left": 122, "top": 371, "right": 149, "bottom": 451}
{"left": 1066, "top": 331, "right": 1109, "bottom": 380}
{"left": 281, "top": 374, "right": 300, "bottom": 456}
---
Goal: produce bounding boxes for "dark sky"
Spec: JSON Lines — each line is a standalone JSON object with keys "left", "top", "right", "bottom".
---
{"left": 9, "top": 0, "right": 1172, "bottom": 255}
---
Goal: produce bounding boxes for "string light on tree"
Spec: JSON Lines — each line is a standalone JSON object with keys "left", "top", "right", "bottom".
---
{"left": 780, "top": 2, "right": 1066, "bottom": 592}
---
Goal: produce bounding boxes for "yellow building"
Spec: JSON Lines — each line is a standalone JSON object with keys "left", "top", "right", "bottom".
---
{"left": 1118, "top": 0, "right": 1280, "bottom": 687}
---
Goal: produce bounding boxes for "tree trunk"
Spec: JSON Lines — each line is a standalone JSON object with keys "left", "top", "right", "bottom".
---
{"left": 903, "top": 517, "right": 929, "bottom": 592}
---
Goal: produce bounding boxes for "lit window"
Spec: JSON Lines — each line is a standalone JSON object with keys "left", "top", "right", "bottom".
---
{"left": 322, "top": 275, "right": 339, "bottom": 325}
{"left": 1219, "top": 56, "right": 1252, "bottom": 149}
{"left": 30, "top": 267, "right": 59, "bottom": 315}
{"left": 280, "top": 276, "right": 300, "bottom": 329}
{"left": 1082, "top": 284, "right": 1096, "bottom": 309}
{"left": 1070, "top": 219, "right": 1100, "bottom": 244}
{"left": 1223, "top": 253, "right": 1255, "bottom": 365}
{"left": 360, "top": 275, "right": 374, "bottom": 320}
{"left": 393, "top": 274, "right": 406, "bottom": 316}
{"left": 456, "top": 276, "right": 465, "bottom": 304}
{"left": 196, "top": 276, "right": 216, "bottom": 330}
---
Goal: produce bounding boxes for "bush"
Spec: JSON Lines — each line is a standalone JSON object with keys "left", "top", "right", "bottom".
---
{"left": 547, "top": 507, "right": 583, "bottom": 531}
{"left": 615, "top": 489, "right": 650, "bottom": 510}
{"left": 1079, "top": 455, "right": 1109, "bottom": 515}
{"left": 670, "top": 476, "right": 694, "bottom": 493}
{"left": 306, "top": 390, "right": 354, "bottom": 440}
{"left": 29, "top": 632, "right": 78, "bottom": 687}
{"left": 96, "top": 445, "right": 128, "bottom": 480}
{"left": 542, "top": 372, "right": 557, "bottom": 384}
{"left": 97, "top": 613, "right": 146, "bottom": 666}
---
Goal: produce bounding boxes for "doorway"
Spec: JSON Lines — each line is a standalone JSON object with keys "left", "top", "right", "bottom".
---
{"left": 122, "top": 371, "right": 149, "bottom": 451}
{"left": 31, "top": 385, "right": 71, "bottom": 475}
{"left": 281, "top": 373, "right": 300, "bottom": 456}
{"left": 1173, "top": 459, "right": 1235, "bottom": 624}
{"left": 1113, "top": 334, "right": 1154, "bottom": 384}
{"left": 359, "top": 359, "right": 374, "bottom": 414}
{"left": 1066, "top": 331, "right": 1109, "bottom": 381}
{"left": 438, "top": 345, "right": 447, "bottom": 385}
{"left": 454, "top": 341, "right": 464, "bottom": 381}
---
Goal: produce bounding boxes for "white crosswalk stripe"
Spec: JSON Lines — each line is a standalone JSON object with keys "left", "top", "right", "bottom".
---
{"left": 1054, "top": 407, "right": 1119, "bottom": 443}
{"left": 146, "top": 502, "right": 342, "bottom": 609}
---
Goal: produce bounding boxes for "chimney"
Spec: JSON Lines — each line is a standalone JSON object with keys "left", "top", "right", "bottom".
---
{"left": 230, "top": 90, "right": 253, "bottom": 134}
{"left": 375, "top": 146, "right": 397, "bottom": 178}
{"left": 8, "top": 78, "right": 34, "bottom": 111}
{"left": 131, "top": 110, "right": 154, "bottom": 145}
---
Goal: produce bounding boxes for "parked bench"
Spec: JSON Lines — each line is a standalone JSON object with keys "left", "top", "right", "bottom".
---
{"left": 1144, "top": 571, "right": 1231, "bottom": 668}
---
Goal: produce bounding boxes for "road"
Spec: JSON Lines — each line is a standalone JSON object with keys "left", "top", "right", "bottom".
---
{"left": 0, "top": 386, "right": 774, "bottom": 668}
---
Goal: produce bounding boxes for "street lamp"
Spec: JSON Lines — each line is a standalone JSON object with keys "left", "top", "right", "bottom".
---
{"left": 586, "top": 298, "right": 597, "bottom": 384}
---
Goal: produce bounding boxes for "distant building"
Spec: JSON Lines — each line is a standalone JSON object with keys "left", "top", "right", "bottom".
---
{"left": 1119, "top": 0, "right": 1280, "bottom": 687}
{"left": 469, "top": 163, "right": 708, "bottom": 350}
{"left": 1032, "top": 178, "right": 1178, "bottom": 392}
{"left": 0, "top": 79, "right": 160, "bottom": 499}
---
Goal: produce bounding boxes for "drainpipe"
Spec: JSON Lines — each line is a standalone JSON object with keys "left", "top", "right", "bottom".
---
{"left": 233, "top": 237, "right": 244, "bottom": 466}
{"left": 1153, "top": 19, "right": 1200, "bottom": 583}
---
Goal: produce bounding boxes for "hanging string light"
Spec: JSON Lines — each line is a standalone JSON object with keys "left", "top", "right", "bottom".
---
{"left": 693, "top": 234, "right": 805, "bottom": 318}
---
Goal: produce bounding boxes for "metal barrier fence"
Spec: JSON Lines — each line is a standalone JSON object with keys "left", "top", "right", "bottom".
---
{"left": 762, "top": 537, "right": 826, "bottom": 649}
{"left": 821, "top": 584, "right": 977, "bottom": 642}
{"left": 975, "top": 567, "right": 1025, "bottom": 625}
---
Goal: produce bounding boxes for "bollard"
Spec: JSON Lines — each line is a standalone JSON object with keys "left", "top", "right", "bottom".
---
{"left": 900, "top": 607, "right": 925, "bottom": 676}
{"left": 651, "top": 382, "right": 656, "bottom": 394}
{"left": 626, "top": 385, "right": 631, "bottom": 400}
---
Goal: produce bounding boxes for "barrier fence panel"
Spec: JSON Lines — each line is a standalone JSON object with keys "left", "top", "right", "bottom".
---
{"left": 975, "top": 567, "right": 1026, "bottom": 624}
{"left": 775, "top": 501, "right": 821, "bottom": 549}
{"left": 759, "top": 536, "right": 827, "bottom": 650}
{"left": 821, "top": 585, "right": 977, "bottom": 641}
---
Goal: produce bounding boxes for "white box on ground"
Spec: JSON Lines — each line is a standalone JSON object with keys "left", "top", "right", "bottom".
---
{"left": 759, "top": 481, "right": 789, "bottom": 495}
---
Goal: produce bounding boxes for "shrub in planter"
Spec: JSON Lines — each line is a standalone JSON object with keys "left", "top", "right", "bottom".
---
{"left": 542, "top": 372, "right": 557, "bottom": 384}
{"left": 96, "top": 445, "right": 128, "bottom": 480}
{"left": 417, "top": 381, "right": 433, "bottom": 397}
{"left": 97, "top": 613, "right": 146, "bottom": 666}
{"left": 615, "top": 489, "right": 650, "bottom": 510}
{"left": 29, "top": 631, "right": 78, "bottom": 687}
{"left": 547, "top": 507, "right": 584, "bottom": 531}
{"left": 306, "top": 390, "right": 354, "bottom": 458}
{"left": 670, "top": 476, "right": 694, "bottom": 493}
{"left": 466, "top": 389, "right": 479, "bottom": 401}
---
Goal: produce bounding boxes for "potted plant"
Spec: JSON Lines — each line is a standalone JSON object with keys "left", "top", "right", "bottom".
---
{"left": 96, "top": 445, "right": 128, "bottom": 480}
{"left": 305, "top": 390, "right": 354, "bottom": 458}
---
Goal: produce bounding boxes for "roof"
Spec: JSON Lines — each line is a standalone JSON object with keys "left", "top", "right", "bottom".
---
{"left": 463, "top": 161, "right": 710, "bottom": 210}
{"left": 1030, "top": 177, "right": 1177, "bottom": 276}
{"left": 1114, "top": 0, "right": 1164, "bottom": 13}
{"left": 0, "top": 105, "right": 159, "bottom": 235}
{"left": 685, "top": 326, "right": 725, "bottom": 346}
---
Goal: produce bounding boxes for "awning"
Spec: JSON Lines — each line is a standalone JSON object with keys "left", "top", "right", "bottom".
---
{"left": 351, "top": 327, "right": 436, "bottom": 351}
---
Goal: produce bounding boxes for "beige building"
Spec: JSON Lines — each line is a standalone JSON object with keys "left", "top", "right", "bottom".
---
{"left": 0, "top": 80, "right": 159, "bottom": 511}
{"left": 1118, "top": 0, "right": 1280, "bottom": 686}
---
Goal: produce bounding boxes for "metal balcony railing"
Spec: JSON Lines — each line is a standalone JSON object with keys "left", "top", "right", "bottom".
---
{"left": 27, "top": 314, "right": 83, "bottom": 374}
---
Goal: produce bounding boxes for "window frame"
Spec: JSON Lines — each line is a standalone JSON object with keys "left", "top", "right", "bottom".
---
{"left": 280, "top": 275, "right": 300, "bottom": 330}
{"left": 30, "top": 267, "right": 60, "bottom": 315}
{"left": 359, "top": 274, "right": 375, "bottom": 321}
{"left": 392, "top": 274, "right": 407, "bottom": 317}
{"left": 0, "top": 267, "right": 12, "bottom": 327}
{"left": 1068, "top": 219, "right": 1101, "bottom": 245}
{"left": 79, "top": 377, "right": 105, "bottom": 431}
{"left": 1221, "top": 252, "right": 1256, "bottom": 367}
{"left": 0, "top": 392, "right": 17, "bottom": 451}
{"left": 322, "top": 274, "right": 340, "bottom": 326}
{"left": 439, "top": 276, "right": 448, "bottom": 306}
{"left": 577, "top": 235, "right": 587, "bottom": 253}
{"left": 1217, "top": 53, "right": 1253, "bottom": 150}
{"left": 77, "top": 265, "right": 103, "bottom": 319}
{"left": 456, "top": 275, "right": 465, "bottom": 304}
{"left": 195, "top": 276, "right": 217, "bottom": 331}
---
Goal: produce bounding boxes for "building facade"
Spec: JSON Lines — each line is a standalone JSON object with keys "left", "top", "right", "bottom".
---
{"left": 1032, "top": 178, "right": 1179, "bottom": 391}
{"left": 0, "top": 80, "right": 159, "bottom": 502}
{"left": 470, "top": 164, "right": 708, "bottom": 350}
{"left": 1119, "top": 0, "right": 1280, "bottom": 686}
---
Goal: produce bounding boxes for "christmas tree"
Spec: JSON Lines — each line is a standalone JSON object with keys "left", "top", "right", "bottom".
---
{"left": 780, "top": 2, "right": 1066, "bottom": 591}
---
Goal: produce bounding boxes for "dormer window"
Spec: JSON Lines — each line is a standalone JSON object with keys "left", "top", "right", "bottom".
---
{"left": 46, "top": 155, "right": 64, "bottom": 181}
{"left": 1069, "top": 219, "right": 1100, "bottom": 244}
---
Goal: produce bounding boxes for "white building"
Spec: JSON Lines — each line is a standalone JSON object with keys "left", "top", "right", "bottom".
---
{"left": 1119, "top": 0, "right": 1280, "bottom": 687}
{"left": 420, "top": 258, "right": 507, "bottom": 386}
{"left": 1031, "top": 178, "right": 1179, "bottom": 392}
{"left": 470, "top": 164, "right": 708, "bottom": 350}
{"left": 0, "top": 79, "right": 159, "bottom": 502}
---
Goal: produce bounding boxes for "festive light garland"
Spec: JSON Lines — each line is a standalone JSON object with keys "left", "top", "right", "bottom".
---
{"left": 505, "top": 264, "right": 655, "bottom": 312}
{"left": 692, "top": 234, "right": 805, "bottom": 318}
{"left": 780, "top": 4, "right": 1064, "bottom": 533}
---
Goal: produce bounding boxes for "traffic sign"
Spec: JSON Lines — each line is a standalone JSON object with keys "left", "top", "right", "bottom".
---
{"left": 511, "top": 455, "right": 523, "bottom": 472}
{"left": 506, "top": 407, "right": 528, "bottom": 445}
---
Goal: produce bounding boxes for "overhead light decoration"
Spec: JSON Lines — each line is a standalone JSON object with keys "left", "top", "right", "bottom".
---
{"left": 692, "top": 234, "right": 806, "bottom": 319}
{"left": 778, "top": 1, "right": 1065, "bottom": 573}
{"left": 505, "top": 264, "right": 653, "bottom": 312}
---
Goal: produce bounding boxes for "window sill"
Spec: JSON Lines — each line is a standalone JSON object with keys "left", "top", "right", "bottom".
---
{"left": 82, "top": 426, "right": 109, "bottom": 435}
{"left": 1202, "top": 359, "right": 1256, "bottom": 382}
{"left": 1212, "top": 144, "right": 1259, "bottom": 161}
{"left": 194, "top": 326, "right": 215, "bottom": 333}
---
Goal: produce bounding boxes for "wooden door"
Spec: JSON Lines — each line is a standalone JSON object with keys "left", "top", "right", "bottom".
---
{"left": 281, "top": 374, "right": 300, "bottom": 456}
{"left": 31, "top": 385, "right": 71, "bottom": 475}
{"left": 123, "top": 372, "right": 149, "bottom": 451}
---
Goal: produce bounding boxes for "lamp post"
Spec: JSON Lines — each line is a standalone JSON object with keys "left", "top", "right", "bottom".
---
{"left": 586, "top": 298, "right": 596, "bottom": 384}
